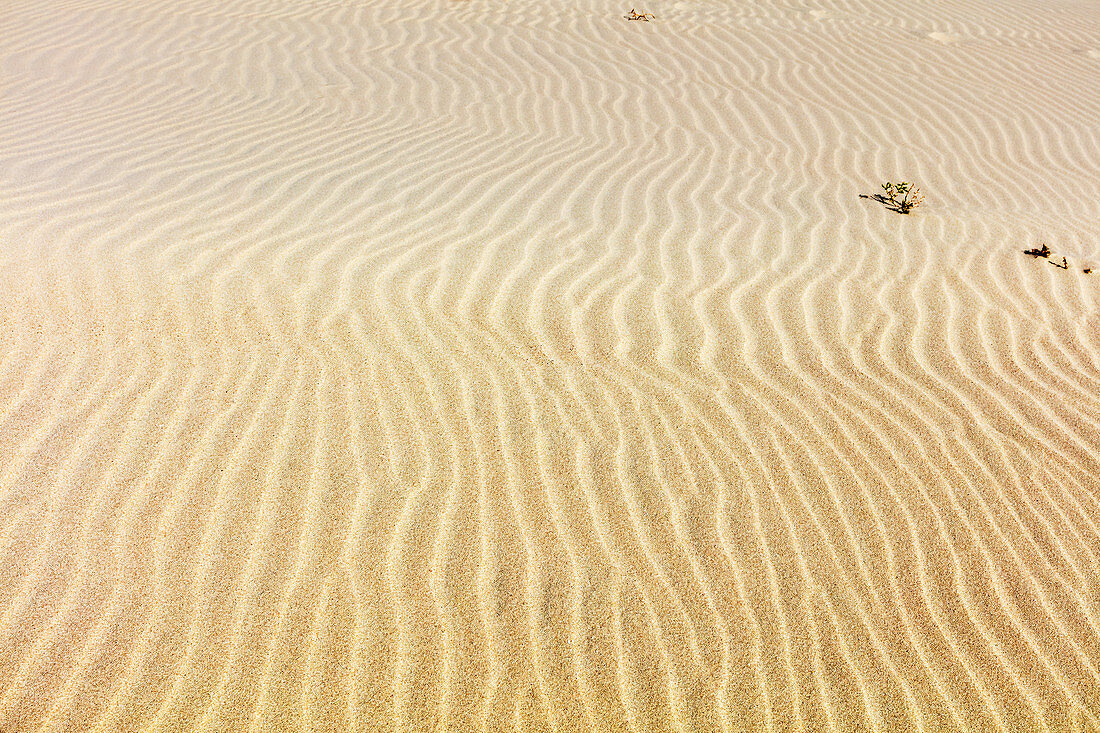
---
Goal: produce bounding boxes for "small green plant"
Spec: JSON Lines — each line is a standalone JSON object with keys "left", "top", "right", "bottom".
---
{"left": 879, "top": 181, "right": 923, "bottom": 214}
{"left": 860, "top": 181, "right": 924, "bottom": 214}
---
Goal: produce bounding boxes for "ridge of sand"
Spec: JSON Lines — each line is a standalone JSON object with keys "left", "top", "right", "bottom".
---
{"left": 2, "top": 0, "right": 1100, "bottom": 730}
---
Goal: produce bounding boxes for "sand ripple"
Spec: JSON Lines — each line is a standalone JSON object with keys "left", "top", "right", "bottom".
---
{"left": 2, "top": 0, "right": 1100, "bottom": 730}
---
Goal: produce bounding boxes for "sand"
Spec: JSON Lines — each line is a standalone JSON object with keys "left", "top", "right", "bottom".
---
{"left": 2, "top": 0, "right": 1100, "bottom": 729}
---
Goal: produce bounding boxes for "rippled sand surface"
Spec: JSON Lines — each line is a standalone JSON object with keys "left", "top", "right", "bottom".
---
{"left": 3, "top": 0, "right": 1100, "bottom": 730}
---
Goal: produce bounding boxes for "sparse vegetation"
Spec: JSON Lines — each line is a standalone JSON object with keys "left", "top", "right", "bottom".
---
{"left": 860, "top": 181, "right": 924, "bottom": 214}
{"left": 878, "top": 181, "right": 923, "bottom": 214}
{"left": 1022, "top": 243, "right": 1092, "bottom": 274}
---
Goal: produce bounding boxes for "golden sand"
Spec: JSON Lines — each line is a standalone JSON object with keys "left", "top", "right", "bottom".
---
{"left": 2, "top": 0, "right": 1100, "bottom": 729}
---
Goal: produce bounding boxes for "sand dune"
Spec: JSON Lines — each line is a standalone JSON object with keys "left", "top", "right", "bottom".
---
{"left": 2, "top": 0, "right": 1100, "bottom": 729}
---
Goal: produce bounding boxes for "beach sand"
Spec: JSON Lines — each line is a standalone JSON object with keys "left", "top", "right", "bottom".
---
{"left": 2, "top": 0, "right": 1100, "bottom": 729}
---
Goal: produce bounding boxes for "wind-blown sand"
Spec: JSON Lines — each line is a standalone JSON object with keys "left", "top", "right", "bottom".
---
{"left": 2, "top": 0, "right": 1100, "bottom": 729}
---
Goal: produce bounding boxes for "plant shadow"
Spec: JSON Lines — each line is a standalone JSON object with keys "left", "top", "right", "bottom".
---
{"left": 859, "top": 193, "right": 908, "bottom": 214}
